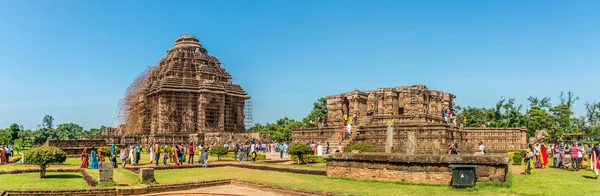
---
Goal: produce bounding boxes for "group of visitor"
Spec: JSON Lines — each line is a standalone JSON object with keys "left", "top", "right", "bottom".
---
{"left": 80, "top": 147, "right": 99, "bottom": 169}
{"left": 524, "top": 142, "right": 600, "bottom": 179}
{"left": 442, "top": 108, "right": 456, "bottom": 125}
{"left": 0, "top": 145, "right": 13, "bottom": 164}
{"left": 231, "top": 141, "right": 290, "bottom": 163}
{"left": 309, "top": 116, "right": 330, "bottom": 128}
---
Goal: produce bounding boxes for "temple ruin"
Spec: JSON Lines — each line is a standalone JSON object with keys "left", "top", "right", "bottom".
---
{"left": 292, "top": 85, "right": 527, "bottom": 154}
{"left": 91, "top": 35, "right": 250, "bottom": 146}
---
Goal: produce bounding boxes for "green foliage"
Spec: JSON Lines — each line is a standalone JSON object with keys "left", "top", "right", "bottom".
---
{"left": 345, "top": 142, "right": 377, "bottom": 152}
{"left": 302, "top": 97, "right": 328, "bottom": 127}
{"left": 286, "top": 143, "right": 313, "bottom": 164}
{"left": 54, "top": 123, "right": 84, "bottom": 140}
{"left": 209, "top": 145, "right": 229, "bottom": 160}
{"left": 24, "top": 146, "right": 67, "bottom": 178}
{"left": 226, "top": 152, "right": 266, "bottom": 160}
{"left": 290, "top": 155, "right": 326, "bottom": 163}
{"left": 249, "top": 117, "right": 303, "bottom": 142}
{"left": 43, "top": 115, "right": 54, "bottom": 129}
{"left": 507, "top": 150, "right": 525, "bottom": 165}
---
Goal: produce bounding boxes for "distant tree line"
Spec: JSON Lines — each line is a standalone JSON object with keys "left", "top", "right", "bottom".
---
{"left": 0, "top": 115, "right": 112, "bottom": 152}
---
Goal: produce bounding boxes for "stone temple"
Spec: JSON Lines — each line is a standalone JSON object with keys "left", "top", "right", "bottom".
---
{"left": 293, "top": 85, "right": 527, "bottom": 154}
{"left": 87, "top": 35, "right": 250, "bottom": 146}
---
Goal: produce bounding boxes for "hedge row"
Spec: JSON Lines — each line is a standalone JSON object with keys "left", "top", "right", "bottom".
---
{"left": 122, "top": 163, "right": 326, "bottom": 176}
{"left": 8, "top": 157, "right": 21, "bottom": 164}
{"left": 0, "top": 168, "right": 80, "bottom": 175}
{"left": 80, "top": 168, "right": 98, "bottom": 187}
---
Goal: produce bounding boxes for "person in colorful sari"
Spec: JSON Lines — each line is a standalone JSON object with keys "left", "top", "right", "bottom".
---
{"left": 591, "top": 144, "right": 600, "bottom": 179}
{"left": 89, "top": 149, "right": 99, "bottom": 169}
{"left": 80, "top": 148, "right": 89, "bottom": 168}
{"left": 98, "top": 145, "right": 104, "bottom": 162}
{"left": 120, "top": 148, "right": 128, "bottom": 168}
{"left": 173, "top": 146, "right": 180, "bottom": 166}
{"left": 110, "top": 144, "right": 116, "bottom": 156}
{"left": 534, "top": 144, "right": 542, "bottom": 168}
{"left": 0, "top": 147, "right": 6, "bottom": 164}
{"left": 524, "top": 144, "right": 535, "bottom": 175}
{"left": 540, "top": 144, "right": 548, "bottom": 169}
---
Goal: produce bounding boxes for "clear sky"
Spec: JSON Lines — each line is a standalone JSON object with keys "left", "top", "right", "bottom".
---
{"left": 0, "top": 1, "right": 599, "bottom": 130}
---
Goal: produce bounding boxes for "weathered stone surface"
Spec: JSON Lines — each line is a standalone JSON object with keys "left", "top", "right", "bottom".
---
{"left": 385, "top": 120, "right": 394, "bottom": 153}
{"left": 326, "top": 153, "right": 509, "bottom": 184}
{"left": 99, "top": 162, "right": 113, "bottom": 183}
{"left": 406, "top": 132, "right": 417, "bottom": 155}
{"left": 140, "top": 168, "right": 155, "bottom": 183}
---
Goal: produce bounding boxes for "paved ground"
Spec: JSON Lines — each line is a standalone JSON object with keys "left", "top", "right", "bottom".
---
{"left": 142, "top": 184, "right": 281, "bottom": 196}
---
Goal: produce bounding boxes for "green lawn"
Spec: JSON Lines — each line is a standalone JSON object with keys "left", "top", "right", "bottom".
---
{"left": 251, "top": 162, "right": 327, "bottom": 171}
{"left": 85, "top": 168, "right": 140, "bottom": 186}
{"left": 0, "top": 172, "right": 90, "bottom": 190}
{"left": 154, "top": 166, "right": 600, "bottom": 196}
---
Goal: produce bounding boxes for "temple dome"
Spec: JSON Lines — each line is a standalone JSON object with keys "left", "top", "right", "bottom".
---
{"left": 171, "top": 35, "right": 207, "bottom": 53}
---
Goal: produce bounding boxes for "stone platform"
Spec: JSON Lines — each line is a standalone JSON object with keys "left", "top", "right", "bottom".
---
{"left": 325, "top": 153, "right": 509, "bottom": 184}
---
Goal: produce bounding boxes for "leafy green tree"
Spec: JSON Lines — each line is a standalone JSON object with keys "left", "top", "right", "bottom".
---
{"left": 525, "top": 106, "right": 553, "bottom": 138}
{"left": 55, "top": 123, "right": 84, "bottom": 140}
{"left": 0, "top": 129, "right": 11, "bottom": 145}
{"left": 43, "top": 115, "right": 54, "bottom": 129}
{"left": 6, "top": 123, "right": 21, "bottom": 143}
{"left": 302, "top": 97, "right": 328, "bottom": 127}
{"left": 208, "top": 145, "right": 228, "bottom": 160}
{"left": 286, "top": 143, "right": 313, "bottom": 164}
{"left": 25, "top": 146, "right": 67, "bottom": 178}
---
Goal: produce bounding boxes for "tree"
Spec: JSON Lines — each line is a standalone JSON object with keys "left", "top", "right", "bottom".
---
{"left": 525, "top": 106, "right": 553, "bottom": 138}
{"left": 6, "top": 123, "right": 21, "bottom": 143}
{"left": 43, "top": 115, "right": 54, "bottom": 129}
{"left": 24, "top": 146, "right": 67, "bottom": 178}
{"left": 208, "top": 145, "right": 228, "bottom": 160}
{"left": 302, "top": 97, "right": 328, "bottom": 127}
{"left": 286, "top": 143, "right": 312, "bottom": 164}
{"left": 0, "top": 129, "right": 11, "bottom": 145}
{"left": 55, "top": 123, "right": 84, "bottom": 140}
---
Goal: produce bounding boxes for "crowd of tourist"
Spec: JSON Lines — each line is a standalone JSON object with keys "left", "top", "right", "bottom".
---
{"left": 523, "top": 142, "right": 600, "bottom": 178}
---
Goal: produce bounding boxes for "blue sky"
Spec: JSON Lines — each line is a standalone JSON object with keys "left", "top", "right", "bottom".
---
{"left": 0, "top": 1, "right": 599, "bottom": 130}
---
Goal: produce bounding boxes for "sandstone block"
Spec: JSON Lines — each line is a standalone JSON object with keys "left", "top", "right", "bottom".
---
{"left": 140, "top": 168, "right": 155, "bottom": 183}
{"left": 99, "top": 162, "right": 113, "bottom": 183}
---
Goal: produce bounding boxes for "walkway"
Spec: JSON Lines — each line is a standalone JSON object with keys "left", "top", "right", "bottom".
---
{"left": 142, "top": 184, "right": 281, "bottom": 196}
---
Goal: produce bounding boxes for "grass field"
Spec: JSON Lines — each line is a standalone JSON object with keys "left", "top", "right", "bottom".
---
{"left": 0, "top": 172, "right": 90, "bottom": 190}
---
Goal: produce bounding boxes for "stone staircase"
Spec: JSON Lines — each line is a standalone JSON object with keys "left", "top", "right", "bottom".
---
{"left": 323, "top": 127, "right": 359, "bottom": 153}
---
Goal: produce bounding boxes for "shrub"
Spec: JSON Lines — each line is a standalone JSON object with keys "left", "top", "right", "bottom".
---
{"left": 509, "top": 150, "right": 525, "bottom": 165}
{"left": 101, "top": 145, "right": 121, "bottom": 156}
{"left": 226, "top": 152, "right": 266, "bottom": 160}
{"left": 209, "top": 145, "right": 229, "bottom": 160}
{"left": 345, "top": 142, "right": 377, "bottom": 152}
{"left": 290, "top": 155, "right": 326, "bottom": 163}
{"left": 286, "top": 143, "right": 313, "bottom": 164}
{"left": 24, "top": 146, "right": 67, "bottom": 178}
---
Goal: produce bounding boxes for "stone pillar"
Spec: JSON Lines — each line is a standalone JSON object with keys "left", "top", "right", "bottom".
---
{"left": 406, "top": 132, "right": 417, "bottom": 155}
{"left": 99, "top": 162, "right": 113, "bottom": 183}
{"left": 432, "top": 141, "right": 440, "bottom": 155}
{"left": 385, "top": 120, "right": 394, "bottom": 153}
{"left": 140, "top": 168, "right": 155, "bottom": 183}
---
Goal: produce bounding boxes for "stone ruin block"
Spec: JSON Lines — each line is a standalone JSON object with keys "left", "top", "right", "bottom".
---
{"left": 140, "top": 168, "right": 155, "bottom": 183}
{"left": 99, "top": 162, "right": 113, "bottom": 183}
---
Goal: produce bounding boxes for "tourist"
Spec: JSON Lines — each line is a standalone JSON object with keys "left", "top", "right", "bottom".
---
{"left": 110, "top": 144, "right": 116, "bottom": 156}
{"left": 270, "top": 143, "right": 275, "bottom": 156}
{"left": 188, "top": 143, "right": 194, "bottom": 164}
{"left": 337, "top": 143, "right": 344, "bottom": 153}
{"left": 310, "top": 142, "right": 317, "bottom": 155}
{"left": 149, "top": 145, "right": 155, "bottom": 164}
{"left": 198, "top": 143, "right": 204, "bottom": 163}
{"left": 524, "top": 144, "right": 535, "bottom": 175}
{"left": 442, "top": 108, "right": 447, "bottom": 123}
{"left": 326, "top": 142, "right": 330, "bottom": 154}
{"left": 591, "top": 144, "right": 600, "bottom": 179}
{"left": 129, "top": 146, "right": 135, "bottom": 165}
{"left": 347, "top": 123, "right": 352, "bottom": 138}
{"left": 338, "top": 129, "right": 343, "bottom": 141}
{"left": 239, "top": 143, "right": 246, "bottom": 164}
{"left": 540, "top": 144, "right": 548, "bottom": 169}
{"left": 570, "top": 144, "right": 580, "bottom": 171}
{"left": 353, "top": 113, "right": 358, "bottom": 126}
{"left": 534, "top": 144, "right": 541, "bottom": 168}
{"left": 252, "top": 151, "right": 257, "bottom": 162}
{"left": 0, "top": 147, "right": 5, "bottom": 164}
{"left": 450, "top": 143, "right": 460, "bottom": 155}
{"left": 154, "top": 143, "right": 160, "bottom": 166}
{"left": 341, "top": 115, "right": 346, "bottom": 126}
{"left": 317, "top": 143, "right": 323, "bottom": 156}
{"left": 283, "top": 143, "right": 289, "bottom": 158}
{"left": 173, "top": 145, "right": 180, "bottom": 166}
{"left": 81, "top": 148, "right": 89, "bottom": 168}
{"left": 553, "top": 144, "right": 563, "bottom": 168}
{"left": 162, "top": 147, "right": 168, "bottom": 166}
{"left": 261, "top": 142, "right": 267, "bottom": 154}
{"left": 348, "top": 115, "right": 354, "bottom": 127}
{"left": 179, "top": 144, "right": 185, "bottom": 165}
{"left": 111, "top": 153, "right": 118, "bottom": 168}
{"left": 6, "top": 144, "right": 12, "bottom": 161}
{"left": 479, "top": 142, "right": 485, "bottom": 155}
{"left": 202, "top": 149, "right": 209, "bottom": 168}
{"left": 578, "top": 143, "right": 584, "bottom": 169}
{"left": 323, "top": 116, "right": 328, "bottom": 127}
{"left": 98, "top": 145, "right": 105, "bottom": 162}
{"left": 250, "top": 142, "right": 256, "bottom": 153}
{"left": 89, "top": 148, "right": 99, "bottom": 169}
{"left": 310, "top": 119, "right": 314, "bottom": 128}
{"left": 135, "top": 145, "right": 141, "bottom": 165}
{"left": 463, "top": 117, "right": 467, "bottom": 127}
{"left": 120, "top": 148, "right": 128, "bottom": 168}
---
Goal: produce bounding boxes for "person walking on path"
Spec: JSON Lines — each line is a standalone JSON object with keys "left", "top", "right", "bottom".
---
{"left": 591, "top": 144, "right": 600, "bottom": 179}
{"left": 202, "top": 149, "right": 209, "bottom": 168}
{"left": 317, "top": 143, "right": 323, "bottom": 156}
{"left": 154, "top": 144, "right": 160, "bottom": 166}
{"left": 120, "top": 148, "right": 128, "bottom": 168}
{"left": 149, "top": 145, "right": 155, "bottom": 164}
{"left": 326, "top": 142, "right": 330, "bottom": 154}
{"left": 540, "top": 144, "right": 549, "bottom": 169}
{"left": 188, "top": 143, "right": 195, "bottom": 164}
{"left": 135, "top": 145, "right": 141, "bottom": 165}
{"left": 524, "top": 144, "right": 535, "bottom": 175}
{"left": 80, "top": 148, "right": 89, "bottom": 168}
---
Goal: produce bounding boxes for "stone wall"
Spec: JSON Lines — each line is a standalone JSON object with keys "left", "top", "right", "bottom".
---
{"left": 325, "top": 153, "right": 509, "bottom": 184}
{"left": 45, "top": 139, "right": 106, "bottom": 155}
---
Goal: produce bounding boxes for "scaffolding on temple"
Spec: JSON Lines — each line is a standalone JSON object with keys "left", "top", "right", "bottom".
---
{"left": 244, "top": 99, "right": 253, "bottom": 130}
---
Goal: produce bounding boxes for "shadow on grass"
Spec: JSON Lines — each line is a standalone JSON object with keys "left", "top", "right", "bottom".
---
{"left": 582, "top": 175, "right": 598, "bottom": 179}
{"left": 44, "top": 174, "right": 82, "bottom": 179}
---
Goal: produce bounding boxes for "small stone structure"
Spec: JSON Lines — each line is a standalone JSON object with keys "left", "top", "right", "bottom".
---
{"left": 140, "top": 168, "right": 156, "bottom": 183}
{"left": 325, "top": 153, "right": 509, "bottom": 184}
{"left": 99, "top": 162, "right": 113, "bottom": 183}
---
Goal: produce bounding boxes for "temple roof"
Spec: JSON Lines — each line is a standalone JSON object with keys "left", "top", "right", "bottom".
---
{"left": 145, "top": 35, "right": 248, "bottom": 97}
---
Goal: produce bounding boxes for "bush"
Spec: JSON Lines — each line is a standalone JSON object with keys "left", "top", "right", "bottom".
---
{"left": 290, "top": 155, "right": 326, "bottom": 163}
{"left": 226, "top": 152, "right": 266, "bottom": 160}
{"left": 345, "top": 142, "right": 377, "bottom": 152}
{"left": 286, "top": 143, "right": 313, "bottom": 164}
{"left": 508, "top": 150, "right": 525, "bottom": 165}
{"left": 24, "top": 146, "right": 67, "bottom": 178}
{"left": 101, "top": 145, "right": 121, "bottom": 157}
{"left": 209, "top": 146, "right": 229, "bottom": 160}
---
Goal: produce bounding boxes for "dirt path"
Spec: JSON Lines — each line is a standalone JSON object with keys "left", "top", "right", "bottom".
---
{"left": 142, "top": 185, "right": 281, "bottom": 196}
